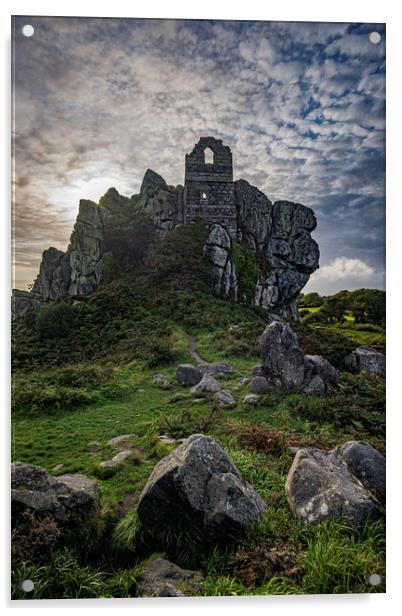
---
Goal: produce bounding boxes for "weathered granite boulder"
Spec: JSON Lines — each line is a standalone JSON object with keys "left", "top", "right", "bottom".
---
{"left": 345, "top": 346, "right": 386, "bottom": 377}
{"left": 190, "top": 374, "right": 221, "bottom": 395}
{"left": 235, "top": 182, "right": 319, "bottom": 316}
{"left": 198, "top": 361, "right": 233, "bottom": 375}
{"left": 203, "top": 224, "right": 238, "bottom": 302}
{"left": 303, "top": 354, "right": 338, "bottom": 386}
{"left": 176, "top": 364, "right": 202, "bottom": 386}
{"left": 32, "top": 247, "right": 71, "bottom": 300}
{"left": 137, "top": 434, "right": 266, "bottom": 543}
{"left": 137, "top": 558, "right": 204, "bottom": 597}
{"left": 337, "top": 441, "right": 386, "bottom": 504}
{"left": 154, "top": 374, "right": 173, "bottom": 390}
{"left": 243, "top": 394, "right": 261, "bottom": 405}
{"left": 100, "top": 450, "right": 132, "bottom": 469}
{"left": 249, "top": 376, "right": 270, "bottom": 394}
{"left": 137, "top": 169, "right": 183, "bottom": 237}
{"left": 285, "top": 441, "right": 385, "bottom": 525}
{"left": 260, "top": 321, "right": 305, "bottom": 391}
{"left": 11, "top": 289, "right": 42, "bottom": 317}
{"left": 11, "top": 462, "right": 99, "bottom": 526}
{"left": 213, "top": 389, "right": 236, "bottom": 407}
{"left": 260, "top": 322, "right": 337, "bottom": 394}
{"left": 303, "top": 375, "right": 325, "bottom": 396}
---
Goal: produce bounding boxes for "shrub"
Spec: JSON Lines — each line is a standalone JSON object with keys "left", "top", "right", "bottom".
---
{"left": 11, "top": 509, "right": 61, "bottom": 566}
{"left": 35, "top": 302, "right": 78, "bottom": 339}
{"left": 293, "top": 323, "right": 356, "bottom": 369}
{"left": 145, "top": 341, "right": 176, "bottom": 368}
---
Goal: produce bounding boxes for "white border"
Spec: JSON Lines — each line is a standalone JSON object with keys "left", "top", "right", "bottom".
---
{"left": 2, "top": 1, "right": 401, "bottom": 614}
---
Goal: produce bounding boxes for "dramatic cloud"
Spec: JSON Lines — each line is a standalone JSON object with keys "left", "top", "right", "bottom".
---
{"left": 11, "top": 17, "right": 385, "bottom": 294}
{"left": 304, "top": 257, "right": 385, "bottom": 296}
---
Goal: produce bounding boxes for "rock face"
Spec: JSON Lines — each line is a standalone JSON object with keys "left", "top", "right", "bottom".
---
{"left": 137, "top": 558, "right": 204, "bottom": 598}
{"left": 137, "top": 434, "right": 266, "bottom": 544}
{"left": 260, "top": 321, "right": 337, "bottom": 394}
{"left": 345, "top": 346, "right": 386, "bottom": 377}
{"left": 17, "top": 137, "right": 319, "bottom": 318}
{"left": 11, "top": 462, "right": 99, "bottom": 526}
{"left": 260, "top": 321, "right": 306, "bottom": 391}
{"left": 285, "top": 441, "right": 385, "bottom": 525}
{"left": 11, "top": 289, "right": 42, "bottom": 317}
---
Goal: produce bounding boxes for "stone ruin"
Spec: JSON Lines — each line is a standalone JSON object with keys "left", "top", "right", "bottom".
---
{"left": 12, "top": 136, "right": 320, "bottom": 318}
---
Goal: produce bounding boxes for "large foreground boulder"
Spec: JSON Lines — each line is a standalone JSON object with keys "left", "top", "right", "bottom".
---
{"left": 285, "top": 441, "right": 385, "bottom": 525}
{"left": 137, "top": 434, "right": 266, "bottom": 544}
{"left": 137, "top": 558, "right": 204, "bottom": 597}
{"left": 11, "top": 462, "right": 99, "bottom": 527}
{"left": 345, "top": 346, "right": 386, "bottom": 377}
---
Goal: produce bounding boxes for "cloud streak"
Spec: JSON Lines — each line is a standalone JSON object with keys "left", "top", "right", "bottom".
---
{"left": 12, "top": 17, "right": 385, "bottom": 293}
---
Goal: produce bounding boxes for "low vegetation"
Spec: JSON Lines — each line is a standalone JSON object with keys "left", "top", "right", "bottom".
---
{"left": 11, "top": 222, "right": 385, "bottom": 599}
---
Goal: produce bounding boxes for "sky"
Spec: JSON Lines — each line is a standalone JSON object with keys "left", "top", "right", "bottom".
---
{"left": 12, "top": 16, "right": 386, "bottom": 295}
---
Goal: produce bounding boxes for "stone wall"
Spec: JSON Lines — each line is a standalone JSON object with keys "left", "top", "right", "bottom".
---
{"left": 184, "top": 137, "right": 237, "bottom": 239}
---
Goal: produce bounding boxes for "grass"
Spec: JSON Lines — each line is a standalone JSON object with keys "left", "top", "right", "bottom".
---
{"left": 11, "top": 306, "right": 386, "bottom": 598}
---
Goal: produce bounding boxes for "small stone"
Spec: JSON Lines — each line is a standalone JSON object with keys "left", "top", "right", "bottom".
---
{"left": 159, "top": 435, "right": 177, "bottom": 445}
{"left": 214, "top": 389, "right": 236, "bottom": 407}
{"left": 198, "top": 362, "right": 233, "bottom": 375}
{"left": 250, "top": 376, "right": 269, "bottom": 394}
{"left": 303, "top": 375, "right": 325, "bottom": 396}
{"left": 154, "top": 374, "right": 173, "bottom": 390}
{"left": 243, "top": 394, "right": 261, "bottom": 405}
{"left": 138, "top": 388, "right": 145, "bottom": 393}
{"left": 100, "top": 450, "right": 132, "bottom": 469}
{"left": 137, "top": 558, "right": 204, "bottom": 598}
{"left": 190, "top": 374, "right": 221, "bottom": 394}
{"left": 87, "top": 441, "right": 101, "bottom": 448}
{"left": 107, "top": 434, "right": 135, "bottom": 448}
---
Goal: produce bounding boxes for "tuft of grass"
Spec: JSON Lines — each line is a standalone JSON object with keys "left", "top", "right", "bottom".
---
{"left": 11, "top": 549, "right": 105, "bottom": 600}
{"left": 113, "top": 510, "right": 142, "bottom": 552}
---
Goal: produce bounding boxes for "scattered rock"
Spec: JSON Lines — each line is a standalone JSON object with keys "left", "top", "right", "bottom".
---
{"left": 345, "top": 346, "right": 386, "bottom": 377}
{"left": 154, "top": 374, "right": 173, "bottom": 390}
{"left": 237, "top": 377, "right": 251, "bottom": 385}
{"left": 198, "top": 362, "right": 233, "bottom": 375}
{"left": 176, "top": 364, "right": 203, "bottom": 386}
{"left": 285, "top": 441, "right": 385, "bottom": 525}
{"left": 137, "top": 434, "right": 266, "bottom": 544}
{"left": 137, "top": 388, "right": 145, "bottom": 393}
{"left": 100, "top": 450, "right": 132, "bottom": 469}
{"left": 337, "top": 441, "right": 386, "bottom": 504}
{"left": 249, "top": 376, "right": 270, "bottom": 394}
{"left": 243, "top": 394, "right": 261, "bottom": 405}
{"left": 11, "top": 462, "right": 99, "bottom": 526}
{"left": 214, "top": 389, "right": 236, "bottom": 407}
{"left": 107, "top": 434, "right": 135, "bottom": 448}
{"left": 137, "top": 558, "right": 204, "bottom": 598}
{"left": 303, "top": 375, "right": 325, "bottom": 396}
{"left": 304, "top": 354, "right": 338, "bottom": 386}
{"left": 12, "top": 289, "right": 42, "bottom": 317}
{"left": 190, "top": 374, "right": 221, "bottom": 395}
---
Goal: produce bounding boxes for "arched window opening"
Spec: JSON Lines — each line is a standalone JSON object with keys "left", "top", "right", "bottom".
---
{"left": 204, "top": 147, "right": 214, "bottom": 165}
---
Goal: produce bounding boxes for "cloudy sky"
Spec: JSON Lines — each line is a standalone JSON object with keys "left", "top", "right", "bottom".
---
{"left": 12, "top": 16, "right": 385, "bottom": 295}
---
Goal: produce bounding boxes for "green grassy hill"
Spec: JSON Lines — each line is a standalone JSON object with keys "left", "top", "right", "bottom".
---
{"left": 11, "top": 222, "right": 386, "bottom": 599}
